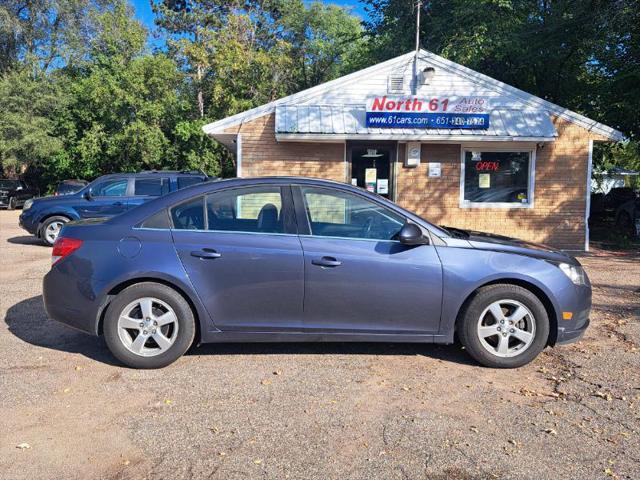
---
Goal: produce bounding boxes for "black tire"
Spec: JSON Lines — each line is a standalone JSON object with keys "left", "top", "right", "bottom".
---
{"left": 458, "top": 284, "right": 550, "bottom": 368}
{"left": 103, "top": 282, "right": 196, "bottom": 369}
{"left": 8, "top": 197, "right": 16, "bottom": 210}
{"left": 40, "top": 215, "right": 70, "bottom": 246}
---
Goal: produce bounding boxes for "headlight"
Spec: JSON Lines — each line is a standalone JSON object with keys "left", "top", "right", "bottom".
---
{"left": 23, "top": 199, "right": 33, "bottom": 210}
{"left": 557, "top": 262, "right": 586, "bottom": 285}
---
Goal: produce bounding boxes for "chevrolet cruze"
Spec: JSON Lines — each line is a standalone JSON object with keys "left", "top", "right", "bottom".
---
{"left": 43, "top": 177, "right": 591, "bottom": 369}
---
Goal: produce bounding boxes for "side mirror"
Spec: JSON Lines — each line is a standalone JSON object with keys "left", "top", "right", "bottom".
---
{"left": 398, "top": 222, "right": 429, "bottom": 245}
{"left": 83, "top": 189, "right": 93, "bottom": 200}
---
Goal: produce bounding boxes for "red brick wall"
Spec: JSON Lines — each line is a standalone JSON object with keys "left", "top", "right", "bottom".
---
{"left": 225, "top": 113, "right": 607, "bottom": 250}
{"left": 225, "top": 114, "right": 344, "bottom": 181}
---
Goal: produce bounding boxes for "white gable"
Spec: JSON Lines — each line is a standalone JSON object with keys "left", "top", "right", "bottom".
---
{"left": 203, "top": 50, "right": 624, "bottom": 142}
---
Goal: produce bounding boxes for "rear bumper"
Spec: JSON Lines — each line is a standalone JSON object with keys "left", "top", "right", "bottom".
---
{"left": 43, "top": 263, "right": 102, "bottom": 335}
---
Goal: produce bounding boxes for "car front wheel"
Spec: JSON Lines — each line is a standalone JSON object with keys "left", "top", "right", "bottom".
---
{"left": 103, "top": 282, "right": 196, "bottom": 369}
{"left": 40, "top": 215, "right": 70, "bottom": 246}
{"left": 458, "top": 284, "right": 550, "bottom": 368}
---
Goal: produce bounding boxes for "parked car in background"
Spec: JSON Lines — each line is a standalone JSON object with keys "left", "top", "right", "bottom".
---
{"left": 20, "top": 171, "right": 210, "bottom": 246}
{"left": 615, "top": 197, "right": 640, "bottom": 237}
{"left": 0, "top": 179, "right": 38, "bottom": 210}
{"left": 590, "top": 186, "right": 639, "bottom": 237}
{"left": 54, "top": 179, "right": 88, "bottom": 196}
{"left": 43, "top": 177, "right": 591, "bottom": 369}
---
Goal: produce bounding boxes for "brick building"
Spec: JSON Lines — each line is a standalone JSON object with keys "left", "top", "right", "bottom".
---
{"left": 203, "top": 50, "right": 623, "bottom": 251}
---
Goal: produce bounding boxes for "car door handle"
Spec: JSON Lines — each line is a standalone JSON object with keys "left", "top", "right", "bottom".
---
{"left": 113, "top": 201, "right": 124, "bottom": 207}
{"left": 311, "top": 256, "right": 342, "bottom": 267}
{"left": 191, "top": 248, "right": 222, "bottom": 259}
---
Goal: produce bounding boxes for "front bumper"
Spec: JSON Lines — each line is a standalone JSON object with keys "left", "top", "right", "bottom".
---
{"left": 19, "top": 210, "right": 39, "bottom": 235}
{"left": 556, "top": 318, "right": 589, "bottom": 345}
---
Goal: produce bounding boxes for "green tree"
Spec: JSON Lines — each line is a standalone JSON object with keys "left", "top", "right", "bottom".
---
{"left": 0, "top": 70, "right": 66, "bottom": 178}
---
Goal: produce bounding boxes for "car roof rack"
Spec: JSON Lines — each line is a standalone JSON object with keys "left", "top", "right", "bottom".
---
{"left": 139, "top": 169, "right": 209, "bottom": 176}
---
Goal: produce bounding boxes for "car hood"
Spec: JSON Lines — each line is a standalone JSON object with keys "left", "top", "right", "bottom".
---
{"left": 32, "top": 193, "right": 82, "bottom": 206}
{"left": 443, "top": 227, "right": 580, "bottom": 266}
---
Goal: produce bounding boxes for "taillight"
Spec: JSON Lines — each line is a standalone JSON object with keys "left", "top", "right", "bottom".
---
{"left": 52, "top": 237, "right": 83, "bottom": 265}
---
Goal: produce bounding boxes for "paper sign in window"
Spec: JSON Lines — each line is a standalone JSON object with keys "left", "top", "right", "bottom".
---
{"left": 478, "top": 174, "right": 491, "bottom": 189}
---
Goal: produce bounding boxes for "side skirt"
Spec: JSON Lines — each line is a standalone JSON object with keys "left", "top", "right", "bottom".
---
{"left": 200, "top": 330, "right": 453, "bottom": 344}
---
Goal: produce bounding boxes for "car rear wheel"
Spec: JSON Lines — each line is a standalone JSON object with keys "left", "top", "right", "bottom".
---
{"left": 103, "top": 282, "right": 196, "bottom": 369}
{"left": 40, "top": 215, "right": 70, "bottom": 246}
{"left": 458, "top": 284, "right": 549, "bottom": 368}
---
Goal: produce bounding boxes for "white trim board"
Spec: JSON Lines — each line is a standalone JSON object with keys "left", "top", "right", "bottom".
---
{"left": 275, "top": 134, "right": 555, "bottom": 143}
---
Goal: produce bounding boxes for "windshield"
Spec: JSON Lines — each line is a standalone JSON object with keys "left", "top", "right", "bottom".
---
{"left": 57, "top": 182, "right": 85, "bottom": 194}
{"left": 0, "top": 180, "right": 18, "bottom": 189}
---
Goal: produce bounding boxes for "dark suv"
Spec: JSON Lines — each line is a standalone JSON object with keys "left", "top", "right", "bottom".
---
{"left": 19, "top": 171, "right": 209, "bottom": 245}
{"left": 0, "top": 179, "right": 38, "bottom": 210}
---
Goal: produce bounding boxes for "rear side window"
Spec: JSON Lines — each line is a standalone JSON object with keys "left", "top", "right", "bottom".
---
{"left": 206, "top": 187, "right": 284, "bottom": 234}
{"left": 171, "top": 196, "right": 205, "bottom": 230}
{"left": 140, "top": 209, "right": 171, "bottom": 229}
{"left": 135, "top": 178, "right": 170, "bottom": 197}
{"left": 177, "top": 176, "right": 206, "bottom": 190}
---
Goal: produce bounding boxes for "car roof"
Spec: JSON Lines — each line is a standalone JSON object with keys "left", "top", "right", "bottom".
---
{"left": 97, "top": 170, "right": 208, "bottom": 179}
{"left": 111, "top": 176, "right": 448, "bottom": 237}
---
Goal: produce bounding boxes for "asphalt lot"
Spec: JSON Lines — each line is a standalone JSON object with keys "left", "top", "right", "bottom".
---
{"left": 0, "top": 209, "right": 638, "bottom": 480}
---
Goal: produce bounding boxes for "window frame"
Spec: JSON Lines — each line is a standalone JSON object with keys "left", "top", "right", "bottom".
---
{"left": 459, "top": 144, "right": 536, "bottom": 209}
{"left": 164, "top": 184, "right": 297, "bottom": 235}
{"left": 292, "top": 184, "right": 407, "bottom": 242}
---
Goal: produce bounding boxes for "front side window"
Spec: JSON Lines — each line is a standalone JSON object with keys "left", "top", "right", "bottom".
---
{"left": 462, "top": 151, "right": 532, "bottom": 206}
{"left": 0, "top": 180, "right": 18, "bottom": 189}
{"left": 134, "top": 178, "right": 169, "bottom": 197}
{"left": 91, "top": 179, "right": 128, "bottom": 197}
{"left": 206, "top": 187, "right": 284, "bottom": 234}
{"left": 301, "top": 186, "right": 404, "bottom": 240}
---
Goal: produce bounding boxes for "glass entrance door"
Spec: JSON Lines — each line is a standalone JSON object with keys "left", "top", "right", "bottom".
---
{"left": 349, "top": 143, "right": 395, "bottom": 199}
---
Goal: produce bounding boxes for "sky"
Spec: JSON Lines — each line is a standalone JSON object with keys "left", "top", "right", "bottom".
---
{"left": 129, "top": 0, "right": 370, "bottom": 35}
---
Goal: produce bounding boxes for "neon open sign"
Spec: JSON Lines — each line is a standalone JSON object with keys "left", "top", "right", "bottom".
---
{"left": 475, "top": 161, "right": 500, "bottom": 171}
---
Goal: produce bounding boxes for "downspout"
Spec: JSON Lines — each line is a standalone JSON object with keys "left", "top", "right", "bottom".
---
{"left": 585, "top": 139, "right": 593, "bottom": 252}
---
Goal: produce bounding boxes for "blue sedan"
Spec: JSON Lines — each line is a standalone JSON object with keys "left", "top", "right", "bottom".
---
{"left": 43, "top": 177, "right": 591, "bottom": 369}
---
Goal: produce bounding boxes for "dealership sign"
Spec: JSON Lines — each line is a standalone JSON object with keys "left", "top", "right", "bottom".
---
{"left": 365, "top": 96, "right": 490, "bottom": 129}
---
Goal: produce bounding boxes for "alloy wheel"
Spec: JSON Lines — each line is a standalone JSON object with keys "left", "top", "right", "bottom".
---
{"left": 117, "top": 297, "right": 179, "bottom": 357}
{"left": 45, "top": 221, "right": 64, "bottom": 244}
{"left": 476, "top": 299, "right": 536, "bottom": 358}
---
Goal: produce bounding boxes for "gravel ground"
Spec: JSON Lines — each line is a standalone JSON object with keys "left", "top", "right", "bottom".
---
{"left": 0, "top": 209, "right": 638, "bottom": 480}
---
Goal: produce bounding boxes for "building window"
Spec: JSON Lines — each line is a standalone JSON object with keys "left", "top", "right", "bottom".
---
{"left": 461, "top": 150, "right": 534, "bottom": 207}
